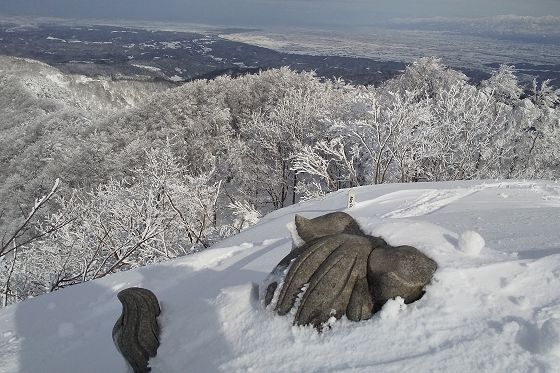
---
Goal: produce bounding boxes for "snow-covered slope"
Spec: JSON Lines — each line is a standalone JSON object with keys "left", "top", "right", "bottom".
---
{"left": 1, "top": 180, "right": 560, "bottom": 372}
{"left": 0, "top": 56, "right": 171, "bottom": 114}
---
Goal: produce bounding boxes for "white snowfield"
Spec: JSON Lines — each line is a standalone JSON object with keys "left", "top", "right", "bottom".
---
{"left": 1, "top": 180, "right": 560, "bottom": 373}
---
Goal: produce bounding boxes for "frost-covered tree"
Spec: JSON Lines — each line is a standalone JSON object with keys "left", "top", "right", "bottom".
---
{"left": 423, "top": 82, "right": 510, "bottom": 180}
{"left": 0, "top": 144, "right": 223, "bottom": 305}
{"left": 384, "top": 57, "right": 468, "bottom": 101}
{"left": 318, "top": 87, "right": 433, "bottom": 185}
{"left": 292, "top": 137, "right": 360, "bottom": 197}
{"left": 232, "top": 73, "right": 335, "bottom": 209}
{"left": 0, "top": 179, "right": 62, "bottom": 306}
{"left": 481, "top": 64, "right": 523, "bottom": 105}
{"left": 530, "top": 78, "right": 559, "bottom": 109}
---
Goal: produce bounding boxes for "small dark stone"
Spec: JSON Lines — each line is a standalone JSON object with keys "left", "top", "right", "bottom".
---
{"left": 112, "top": 287, "right": 161, "bottom": 373}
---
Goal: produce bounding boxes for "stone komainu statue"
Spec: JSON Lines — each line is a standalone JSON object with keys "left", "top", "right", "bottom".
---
{"left": 263, "top": 212, "right": 437, "bottom": 329}
{"left": 113, "top": 287, "right": 161, "bottom": 373}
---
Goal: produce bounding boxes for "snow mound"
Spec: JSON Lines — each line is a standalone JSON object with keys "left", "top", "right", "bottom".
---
{"left": 1, "top": 180, "right": 560, "bottom": 372}
{"left": 458, "top": 230, "right": 485, "bottom": 256}
{"left": 379, "top": 296, "right": 407, "bottom": 320}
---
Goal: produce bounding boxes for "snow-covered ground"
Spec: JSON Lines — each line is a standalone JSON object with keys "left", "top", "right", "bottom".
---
{"left": 222, "top": 27, "right": 560, "bottom": 72}
{"left": 1, "top": 180, "right": 560, "bottom": 372}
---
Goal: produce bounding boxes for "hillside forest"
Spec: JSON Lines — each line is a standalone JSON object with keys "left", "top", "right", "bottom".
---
{"left": 0, "top": 56, "right": 558, "bottom": 306}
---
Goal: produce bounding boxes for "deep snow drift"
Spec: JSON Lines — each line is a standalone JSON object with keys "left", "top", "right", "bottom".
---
{"left": 1, "top": 180, "right": 560, "bottom": 372}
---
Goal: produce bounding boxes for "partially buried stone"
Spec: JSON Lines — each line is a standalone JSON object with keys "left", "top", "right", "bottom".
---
{"left": 113, "top": 287, "right": 161, "bottom": 373}
{"left": 263, "top": 212, "right": 437, "bottom": 330}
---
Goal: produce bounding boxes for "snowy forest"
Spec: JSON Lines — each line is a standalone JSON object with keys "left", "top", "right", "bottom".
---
{"left": 1, "top": 55, "right": 559, "bottom": 307}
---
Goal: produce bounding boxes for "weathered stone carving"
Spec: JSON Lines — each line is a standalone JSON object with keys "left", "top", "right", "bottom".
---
{"left": 368, "top": 245, "right": 437, "bottom": 312}
{"left": 113, "top": 287, "right": 161, "bottom": 373}
{"left": 263, "top": 212, "right": 437, "bottom": 329}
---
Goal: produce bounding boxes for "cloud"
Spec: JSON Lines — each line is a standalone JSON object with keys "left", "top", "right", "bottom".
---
{"left": 0, "top": 0, "right": 559, "bottom": 27}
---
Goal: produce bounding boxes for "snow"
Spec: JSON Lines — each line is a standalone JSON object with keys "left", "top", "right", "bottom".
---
{"left": 168, "top": 75, "right": 184, "bottom": 82}
{"left": 44, "top": 73, "right": 68, "bottom": 87}
{"left": 68, "top": 60, "right": 94, "bottom": 64}
{"left": 111, "top": 30, "right": 138, "bottom": 34}
{"left": 458, "top": 230, "right": 485, "bottom": 256}
{"left": 286, "top": 220, "right": 305, "bottom": 248}
{"left": 160, "top": 41, "right": 182, "bottom": 49}
{"left": 378, "top": 297, "right": 407, "bottom": 320}
{"left": 130, "top": 64, "right": 162, "bottom": 72}
{"left": 45, "top": 36, "right": 66, "bottom": 42}
{"left": 1, "top": 180, "right": 560, "bottom": 372}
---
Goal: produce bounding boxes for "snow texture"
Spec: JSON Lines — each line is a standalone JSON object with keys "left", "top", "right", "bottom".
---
{"left": 1, "top": 180, "right": 560, "bottom": 372}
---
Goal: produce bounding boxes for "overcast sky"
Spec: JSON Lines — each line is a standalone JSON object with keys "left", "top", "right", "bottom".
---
{"left": 1, "top": 0, "right": 560, "bottom": 27}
